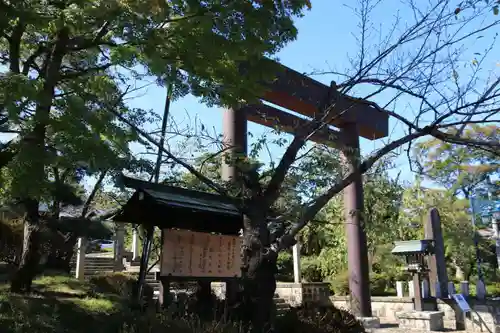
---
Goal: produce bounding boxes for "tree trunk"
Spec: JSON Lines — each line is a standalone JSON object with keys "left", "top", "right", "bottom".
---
{"left": 10, "top": 200, "right": 41, "bottom": 293}
{"left": 62, "top": 235, "right": 78, "bottom": 273}
{"left": 240, "top": 214, "right": 277, "bottom": 333}
{"left": 46, "top": 234, "right": 77, "bottom": 273}
{"left": 9, "top": 27, "right": 69, "bottom": 292}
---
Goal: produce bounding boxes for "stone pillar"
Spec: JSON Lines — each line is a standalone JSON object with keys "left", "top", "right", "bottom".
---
{"left": 114, "top": 224, "right": 125, "bottom": 271}
{"left": 396, "top": 281, "right": 404, "bottom": 297}
{"left": 447, "top": 281, "right": 456, "bottom": 296}
{"left": 340, "top": 123, "right": 372, "bottom": 317}
{"left": 460, "top": 281, "right": 469, "bottom": 296}
{"left": 476, "top": 280, "right": 486, "bottom": 300}
{"left": 435, "top": 282, "right": 442, "bottom": 298}
{"left": 414, "top": 275, "right": 424, "bottom": 311}
{"left": 424, "top": 208, "right": 448, "bottom": 298}
{"left": 75, "top": 237, "right": 87, "bottom": 280}
{"left": 493, "top": 220, "right": 500, "bottom": 271}
{"left": 408, "top": 281, "right": 415, "bottom": 298}
{"left": 132, "top": 227, "right": 139, "bottom": 261}
{"left": 422, "top": 279, "right": 430, "bottom": 298}
{"left": 293, "top": 243, "right": 301, "bottom": 283}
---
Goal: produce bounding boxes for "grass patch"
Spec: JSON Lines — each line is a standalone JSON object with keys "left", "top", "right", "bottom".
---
{"left": 33, "top": 274, "right": 91, "bottom": 296}
{"left": 69, "top": 297, "right": 118, "bottom": 312}
{"left": 0, "top": 272, "right": 366, "bottom": 333}
{"left": 0, "top": 273, "right": 133, "bottom": 333}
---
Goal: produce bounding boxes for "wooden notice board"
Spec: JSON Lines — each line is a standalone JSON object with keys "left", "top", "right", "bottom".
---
{"left": 161, "top": 229, "right": 242, "bottom": 278}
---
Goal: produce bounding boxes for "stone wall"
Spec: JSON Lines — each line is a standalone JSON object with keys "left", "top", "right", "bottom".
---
{"left": 274, "top": 282, "right": 331, "bottom": 307}
{"left": 331, "top": 296, "right": 500, "bottom": 332}
{"left": 331, "top": 296, "right": 413, "bottom": 322}
{"left": 211, "top": 282, "right": 226, "bottom": 299}
{"left": 210, "top": 282, "right": 331, "bottom": 306}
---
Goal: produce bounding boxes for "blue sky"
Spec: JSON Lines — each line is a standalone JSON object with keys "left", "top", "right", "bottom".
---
{"left": 2, "top": 1, "right": 498, "bottom": 191}
{"left": 124, "top": 1, "right": 500, "bottom": 187}
{"left": 126, "top": 1, "right": 418, "bottom": 183}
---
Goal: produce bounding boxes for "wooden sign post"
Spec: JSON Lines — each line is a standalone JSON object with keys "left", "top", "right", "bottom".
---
{"left": 158, "top": 229, "right": 242, "bottom": 308}
{"left": 161, "top": 229, "right": 242, "bottom": 278}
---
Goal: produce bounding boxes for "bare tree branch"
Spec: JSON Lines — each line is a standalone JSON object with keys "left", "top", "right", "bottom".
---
{"left": 108, "top": 91, "right": 228, "bottom": 196}
{"left": 81, "top": 169, "right": 108, "bottom": 218}
{"left": 273, "top": 129, "right": 430, "bottom": 252}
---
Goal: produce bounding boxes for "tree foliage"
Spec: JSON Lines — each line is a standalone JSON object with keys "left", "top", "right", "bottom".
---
{"left": 0, "top": 0, "right": 310, "bottom": 295}
{"left": 414, "top": 125, "right": 500, "bottom": 198}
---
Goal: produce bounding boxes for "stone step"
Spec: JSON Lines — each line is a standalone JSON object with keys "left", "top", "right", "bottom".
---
{"left": 70, "top": 269, "right": 115, "bottom": 273}
{"left": 275, "top": 302, "right": 290, "bottom": 309}
{"left": 70, "top": 265, "right": 115, "bottom": 269}
{"left": 70, "top": 269, "right": 114, "bottom": 274}
{"left": 71, "top": 263, "right": 115, "bottom": 267}
{"left": 80, "top": 264, "right": 115, "bottom": 267}
{"left": 70, "top": 258, "right": 114, "bottom": 263}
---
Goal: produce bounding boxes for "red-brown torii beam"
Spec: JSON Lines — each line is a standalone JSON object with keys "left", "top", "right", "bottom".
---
{"left": 242, "top": 103, "right": 348, "bottom": 149}
{"left": 258, "top": 59, "right": 389, "bottom": 140}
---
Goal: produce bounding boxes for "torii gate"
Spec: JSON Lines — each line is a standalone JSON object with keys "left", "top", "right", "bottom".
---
{"left": 221, "top": 59, "right": 389, "bottom": 318}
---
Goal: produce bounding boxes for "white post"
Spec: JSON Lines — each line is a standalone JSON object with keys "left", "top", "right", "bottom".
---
{"left": 460, "top": 281, "right": 470, "bottom": 296}
{"left": 292, "top": 243, "right": 301, "bottom": 283}
{"left": 447, "top": 281, "right": 456, "bottom": 296}
{"left": 75, "top": 237, "right": 86, "bottom": 280}
{"left": 493, "top": 220, "right": 500, "bottom": 271}
{"left": 408, "top": 281, "right": 415, "bottom": 298}
{"left": 435, "top": 282, "right": 442, "bottom": 298}
{"left": 114, "top": 224, "right": 125, "bottom": 271}
{"left": 422, "top": 280, "right": 430, "bottom": 298}
{"left": 476, "top": 280, "right": 486, "bottom": 300}
{"left": 396, "top": 281, "right": 404, "bottom": 297}
{"left": 132, "top": 228, "right": 139, "bottom": 261}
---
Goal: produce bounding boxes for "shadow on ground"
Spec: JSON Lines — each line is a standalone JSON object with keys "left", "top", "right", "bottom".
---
{"left": 0, "top": 274, "right": 133, "bottom": 333}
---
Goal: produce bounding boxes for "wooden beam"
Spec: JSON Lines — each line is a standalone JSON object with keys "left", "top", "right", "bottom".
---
{"left": 261, "top": 60, "right": 389, "bottom": 140}
{"left": 241, "top": 104, "right": 347, "bottom": 149}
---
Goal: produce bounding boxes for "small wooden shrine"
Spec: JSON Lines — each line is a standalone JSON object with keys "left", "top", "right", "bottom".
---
{"left": 114, "top": 175, "right": 244, "bottom": 304}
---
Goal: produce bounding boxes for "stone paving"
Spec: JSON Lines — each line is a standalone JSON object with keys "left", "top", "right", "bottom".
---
{"left": 371, "top": 320, "right": 477, "bottom": 333}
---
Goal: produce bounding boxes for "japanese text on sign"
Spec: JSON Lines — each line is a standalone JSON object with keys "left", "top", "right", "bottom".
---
{"left": 161, "top": 229, "right": 242, "bottom": 278}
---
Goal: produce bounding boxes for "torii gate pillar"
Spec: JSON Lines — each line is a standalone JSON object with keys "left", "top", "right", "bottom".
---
{"left": 222, "top": 108, "right": 248, "bottom": 181}
{"left": 341, "top": 122, "right": 372, "bottom": 318}
{"left": 221, "top": 107, "right": 247, "bottom": 310}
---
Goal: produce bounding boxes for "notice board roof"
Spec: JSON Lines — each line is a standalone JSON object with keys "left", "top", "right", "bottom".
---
{"left": 114, "top": 176, "right": 242, "bottom": 235}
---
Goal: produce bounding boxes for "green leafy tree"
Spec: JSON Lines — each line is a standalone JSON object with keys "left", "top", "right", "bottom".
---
{"left": 286, "top": 155, "right": 406, "bottom": 282}
{"left": 399, "top": 180, "right": 495, "bottom": 281}
{"left": 76, "top": 0, "right": 500, "bottom": 324}
{"left": 414, "top": 125, "right": 500, "bottom": 198}
{"left": 1, "top": 0, "right": 310, "bottom": 301}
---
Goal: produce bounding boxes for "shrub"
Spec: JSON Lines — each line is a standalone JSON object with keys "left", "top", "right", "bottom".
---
{"left": 0, "top": 217, "right": 23, "bottom": 265}
{"left": 277, "top": 251, "right": 294, "bottom": 282}
{"left": 486, "top": 282, "right": 500, "bottom": 297}
{"left": 275, "top": 304, "right": 365, "bottom": 333}
{"left": 370, "top": 273, "right": 388, "bottom": 296}
{"left": 89, "top": 272, "right": 154, "bottom": 301}
{"left": 328, "top": 271, "right": 394, "bottom": 296}
{"left": 301, "top": 257, "right": 323, "bottom": 282}
{"left": 328, "top": 271, "right": 350, "bottom": 296}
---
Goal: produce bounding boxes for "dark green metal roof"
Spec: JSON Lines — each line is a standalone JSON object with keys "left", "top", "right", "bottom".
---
{"left": 141, "top": 188, "right": 240, "bottom": 216}
{"left": 113, "top": 175, "right": 243, "bottom": 235}
{"left": 391, "top": 240, "right": 433, "bottom": 255}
